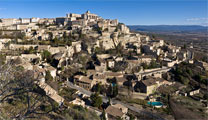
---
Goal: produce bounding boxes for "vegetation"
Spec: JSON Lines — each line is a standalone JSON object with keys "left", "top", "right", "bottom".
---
{"left": 106, "top": 78, "right": 118, "bottom": 98}
{"left": 24, "top": 46, "right": 37, "bottom": 54}
{"left": 0, "top": 31, "right": 25, "bottom": 39}
{"left": 0, "top": 64, "right": 59, "bottom": 119}
{"left": 45, "top": 70, "right": 53, "bottom": 82}
{"left": 93, "top": 27, "right": 102, "bottom": 34}
{"left": 92, "top": 83, "right": 106, "bottom": 94}
{"left": 0, "top": 54, "right": 6, "bottom": 65}
{"left": 41, "top": 50, "right": 52, "bottom": 62}
{"left": 90, "top": 93, "right": 103, "bottom": 108}
{"left": 172, "top": 62, "right": 208, "bottom": 86}
{"left": 141, "top": 60, "right": 160, "bottom": 69}
{"left": 59, "top": 87, "right": 77, "bottom": 102}
{"left": 0, "top": 63, "right": 100, "bottom": 120}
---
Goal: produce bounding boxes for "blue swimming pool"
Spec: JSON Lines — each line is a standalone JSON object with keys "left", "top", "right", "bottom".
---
{"left": 147, "top": 101, "right": 163, "bottom": 106}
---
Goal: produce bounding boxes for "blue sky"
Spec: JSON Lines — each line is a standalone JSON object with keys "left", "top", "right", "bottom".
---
{"left": 0, "top": 0, "right": 207, "bottom": 25}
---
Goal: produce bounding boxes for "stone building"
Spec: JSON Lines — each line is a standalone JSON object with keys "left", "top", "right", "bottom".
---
{"left": 137, "top": 77, "right": 171, "bottom": 95}
{"left": 74, "top": 75, "right": 94, "bottom": 90}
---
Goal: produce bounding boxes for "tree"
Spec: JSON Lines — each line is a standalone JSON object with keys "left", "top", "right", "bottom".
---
{"left": 24, "top": 46, "right": 36, "bottom": 54}
{"left": 92, "top": 83, "right": 101, "bottom": 93}
{"left": 100, "top": 110, "right": 107, "bottom": 120}
{"left": 179, "top": 75, "right": 189, "bottom": 85}
{"left": 0, "top": 54, "right": 6, "bottom": 65}
{"left": 48, "top": 32, "right": 53, "bottom": 40}
{"left": 0, "top": 64, "right": 58, "bottom": 119}
{"left": 107, "top": 79, "right": 118, "bottom": 98}
{"left": 112, "top": 84, "right": 118, "bottom": 97}
{"left": 90, "top": 93, "right": 103, "bottom": 108}
{"left": 45, "top": 71, "right": 53, "bottom": 82}
{"left": 41, "top": 50, "right": 52, "bottom": 62}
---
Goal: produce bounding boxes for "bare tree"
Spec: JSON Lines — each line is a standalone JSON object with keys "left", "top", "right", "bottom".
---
{"left": 0, "top": 64, "right": 59, "bottom": 119}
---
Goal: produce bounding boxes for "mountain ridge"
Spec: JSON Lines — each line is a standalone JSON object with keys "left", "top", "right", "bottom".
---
{"left": 127, "top": 25, "right": 208, "bottom": 32}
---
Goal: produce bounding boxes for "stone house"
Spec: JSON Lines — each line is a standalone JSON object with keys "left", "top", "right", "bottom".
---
{"left": 21, "top": 54, "right": 41, "bottom": 62}
{"left": 107, "top": 59, "right": 115, "bottom": 69}
{"left": 177, "top": 51, "right": 187, "bottom": 61}
{"left": 33, "top": 65, "right": 46, "bottom": 80}
{"left": 112, "top": 104, "right": 128, "bottom": 114}
{"left": 45, "top": 65, "right": 57, "bottom": 78}
{"left": 189, "top": 89, "right": 200, "bottom": 96}
{"left": 137, "top": 55, "right": 156, "bottom": 64}
{"left": 195, "top": 61, "right": 208, "bottom": 71}
{"left": 74, "top": 75, "right": 94, "bottom": 90}
{"left": 38, "top": 82, "right": 64, "bottom": 105}
{"left": 69, "top": 98, "right": 85, "bottom": 107}
{"left": 168, "top": 45, "right": 180, "bottom": 53}
{"left": 95, "top": 59, "right": 107, "bottom": 72}
{"left": 9, "top": 44, "right": 38, "bottom": 50}
{"left": 49, "top": 46, "right": 66, "bottom": 54}
{"left": 104, "top": 72, "right": 123, "bottom": 79}
{"left": 116, "top": 77, "right": 127, "bottom": 86}
{"left": 91, "top": 73, "right": 107, "bottom": 85}
{"left": 137, "top": 77, "right": 170, "bottom": 95}
{"left": 38, "top": 45, "right": 51, "bottom": 52}
{"left": 97, "top": 54, "right": 111, "bottom": 60}
{"left": 105, "top": 105, "right": 128, "bottom": 120}
{"left": 72, "top": 41, "right": 82, "bottom": 53}
{"left": 163, "top": 58, "right": 178, "bottom": 67}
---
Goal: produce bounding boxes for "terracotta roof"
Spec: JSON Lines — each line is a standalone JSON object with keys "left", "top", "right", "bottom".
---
{"left": 45, "top": 66, "right": 56, "bottom": 71}
{"left": 104, "top": 72, "right": 123, "bottom": 77}
{"left": 38, "top": 45, "right": 50, "bottom": 50}
{"left": 75, "top": 75, "right": 92, "bottom": 84}
{"left": 86, "top": 70, "right": 96, "bottom": 76}
{"left": 142, "top": 77, "right": 165, "bottom": 86}
{"left": 38, "top": 82, "right": 64, "bottom": 104}
{"left": 93, "top": 73, "right": 106, "bottom": 79}
{"left": 53, "top": 52, "right": 64, "bottom": 60}
{"left": 112, "top": 103, "right": 128, "bottom": 112}
{"left": 106, "top": 106, "right": 124, "bottom": 118}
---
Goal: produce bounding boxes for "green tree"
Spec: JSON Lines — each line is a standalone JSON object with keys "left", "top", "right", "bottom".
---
{"left": 93, "top": 83, "right": 101, "bottom": 93}
{"left": 107, "top": 82, "right": 118, "bottom": 98}
{"left": 90, "top": 93, "right": 103, "bottom": 108}
{"left": 45, "top": 71, "right": 53, "bottom": 82}
{"left": 41, "top": 50, "right": 52, "bottom": 62}
{"left": 25, "top": 46, "right": 36, "bottom": 54}
{"left": 179, "top": 75, "right": 189, "bottom": 85}
{"left": 101, "top": 110, "right": 107, "bottom": 120}
{"left": 0, "top": 54, "right": 6, "bottom": 65}
{"left": 149, "top": 60, "right": 158, "bottom": 68}
{"left": 48, "top": 32, "right": 53, "bottom": 40}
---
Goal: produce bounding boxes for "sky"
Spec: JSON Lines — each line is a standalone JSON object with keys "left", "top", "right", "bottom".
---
{"left": 0, "top": 0, "right": 207, "bottom": 25}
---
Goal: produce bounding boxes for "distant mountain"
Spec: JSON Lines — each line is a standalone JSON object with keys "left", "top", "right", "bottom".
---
{"left": 128, "top": 25, "right": 208, "bottom": 32}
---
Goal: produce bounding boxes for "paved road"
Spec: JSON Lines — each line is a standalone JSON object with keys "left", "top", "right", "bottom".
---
{"left": 138, "top": 67, "right": 171, "bottom": 75}
{"left": 67, "top": 81, "right": 165, "bottom": 120}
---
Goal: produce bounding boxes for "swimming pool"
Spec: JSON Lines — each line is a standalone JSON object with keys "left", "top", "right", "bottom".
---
{"left": 147, "top": 101, "right": 163, "bottom": 106}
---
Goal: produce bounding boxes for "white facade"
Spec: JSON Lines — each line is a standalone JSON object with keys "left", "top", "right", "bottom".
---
{"left": 30, "top": 17, "right": 40, "bottom": 23}
{"left": 20, "top": 18, "right": 30, "bottom": 24}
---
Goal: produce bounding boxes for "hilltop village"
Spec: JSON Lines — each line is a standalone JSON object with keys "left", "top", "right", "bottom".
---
{"left": 0, "top": 11, "right": 208, "bottom": 120}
